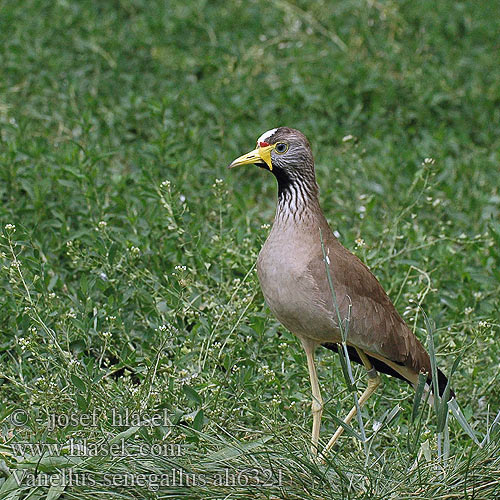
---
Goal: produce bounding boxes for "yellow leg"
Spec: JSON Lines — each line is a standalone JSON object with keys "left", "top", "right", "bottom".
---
{"left": 320, "top": 347, "right": 380, "bottom": 459}
{"left": 301, "top": 339, "right": 323, "bottom": 456}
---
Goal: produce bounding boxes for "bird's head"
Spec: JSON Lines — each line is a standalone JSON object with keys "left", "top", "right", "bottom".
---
{"left": 228, "top": 127, "right": 315, "bottom": 188}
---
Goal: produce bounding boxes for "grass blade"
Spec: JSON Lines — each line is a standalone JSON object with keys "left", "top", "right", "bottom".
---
{"left": 423, "top": 311, "right": 440, "bottom": 415}
{"left": 448, "top": 399, "right": 481, "bottom": 446}
{"left": 327, "top": 414, "right": 363, "bottom": 441}
{"left": 481, "top": 409, "right": 500, "bottom": 447}
{"left": 412, "top": 371, "right": 428, "bottom": 422}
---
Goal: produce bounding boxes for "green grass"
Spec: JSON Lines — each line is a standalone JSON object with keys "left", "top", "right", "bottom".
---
{"left": 1, "top": 0, "right": 499, "bottom": 498}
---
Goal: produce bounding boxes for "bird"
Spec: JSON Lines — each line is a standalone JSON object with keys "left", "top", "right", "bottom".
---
{"left": 228, "top": 127, "right": 453, "bottom": 459}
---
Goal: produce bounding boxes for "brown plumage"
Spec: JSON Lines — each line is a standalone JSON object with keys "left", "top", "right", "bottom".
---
{"left": 228, "top": 127, "right": 452, "bottom": 457}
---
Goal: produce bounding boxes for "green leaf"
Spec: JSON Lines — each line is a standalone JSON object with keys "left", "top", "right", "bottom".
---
{"left": 109, "top": 426, "right": 140, "bottom": 445}
{"left": 46, "top": 483, "right": 66, "bottom": 500}
{"left": 19, "top": 455, "right": 82, "bottom": 472}
{"left": 80, "top": 274, "right": 88, "bottom": 295}
{"left": 0, "top": 471, "right": 24, "bottom": 496}
{"left": 208, "top": 436, "right": 272, "bottom": 461}
{"left": 76, "top": 393, "right": 88, "bottom": 411}
{"left": 108, "top": 242, "right": 118, "bottom": 265}
{"left": 71, "top": 374, "right": 86, "bottom": 393}
{"left": 47, "top": 273, "right": 58, "bottom": 291}
{"left": 182, "top": 385, "right": 202, "bottom": 406}
{"left": 192, "top": 409, "right": 204, "bottom": 431}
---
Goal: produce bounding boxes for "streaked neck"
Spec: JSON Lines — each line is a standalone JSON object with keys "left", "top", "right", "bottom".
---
{"left": 275, "top": 176, "right": 320, "bottom": 225}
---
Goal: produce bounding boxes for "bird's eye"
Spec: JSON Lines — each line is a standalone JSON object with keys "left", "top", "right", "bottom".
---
{"left": 275, "top": 142, "right": 288, "bottom": 154}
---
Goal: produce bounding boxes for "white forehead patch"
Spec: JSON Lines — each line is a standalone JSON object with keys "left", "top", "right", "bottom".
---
{"left": 256, "top": 128, "right": 278, "bottom": 144}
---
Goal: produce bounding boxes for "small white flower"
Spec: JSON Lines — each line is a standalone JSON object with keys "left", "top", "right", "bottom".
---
{"left": 130, "top": 246, "right": 140, "bottom": 255}
{"left": 161, "top": 180, "right": 171, "bottom": 188}
{"left": 423, "top": 158, "right": 435, "bottom": 165}
{"left": 342, "top": 134, "right": 354, "bottom": 142}
{"left": 174, "top": 265, "right": 187, "bottom": 272}
{"left": 478, "top": 320, "right": 488, "bottom": 328}
{"left": 102, "top": 331, "right": 112, "bottom": 339}
{"left": 99, "top": 272, "right": 108, "bottom": 281}
{"left": 4, "top": 224, "right": 16, "bottom": 231}
{"left": 464, "top": 307, "right": 473, "bottom": 315}
{"left": 179, "top": 194, "right": 186, "bottom": 203}
{"left": 355, "top": 238, "right": 366, "bottom": 248}
{"left": 260, "top": 224, "right": 270, "bottom": 230}
{"left": 212, "top": 178, "right": 225, "bottom": 189}
{"left": 259, "top": 365, "right": 275, "bottom": 377}
{"left": 373, "top": 420, "right": 382, "bottom": 432}
{"left": 18, "top": 337, "right": 29, "bottom": 351}
{"left": 48, "top": 292, "right": 56, "bottom": 299}
{"left": 98, "top": 221, "right": 107, "bottom": 229}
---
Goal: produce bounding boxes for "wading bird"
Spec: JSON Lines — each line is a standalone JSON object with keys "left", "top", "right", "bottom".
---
{"left": 228, "top": 127, "right": 452, "bottom": 459}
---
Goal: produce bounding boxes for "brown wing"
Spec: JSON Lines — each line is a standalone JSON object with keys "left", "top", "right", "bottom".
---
{"left": 308, "top": 227, "right": 432, "bottom": 382}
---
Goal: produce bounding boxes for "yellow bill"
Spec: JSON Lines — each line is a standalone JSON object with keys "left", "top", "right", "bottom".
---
{"left": 227, "top": 144, "right": 275, "bottom": 171}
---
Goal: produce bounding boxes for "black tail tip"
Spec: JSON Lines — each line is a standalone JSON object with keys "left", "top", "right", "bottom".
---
{"left": 435, "top": 368, "right": 455, "bottom": 400}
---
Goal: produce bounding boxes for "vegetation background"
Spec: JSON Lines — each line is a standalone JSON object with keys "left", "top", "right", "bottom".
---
{"left": 0, "top": 0, "right": 498, "bottom": 498}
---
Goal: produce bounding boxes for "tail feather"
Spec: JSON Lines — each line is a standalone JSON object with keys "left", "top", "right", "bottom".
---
{"left": 321, "top": 343, "right": 454, "bottom": 400}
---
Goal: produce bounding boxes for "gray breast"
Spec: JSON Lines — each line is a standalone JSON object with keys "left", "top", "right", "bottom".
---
{"left": 256, "top": 237, "right": 340, "bottom": 343}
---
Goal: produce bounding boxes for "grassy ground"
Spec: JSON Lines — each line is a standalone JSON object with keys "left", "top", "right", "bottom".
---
{"left": 1, "top": 0, "right": 499, "bottom": 498}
